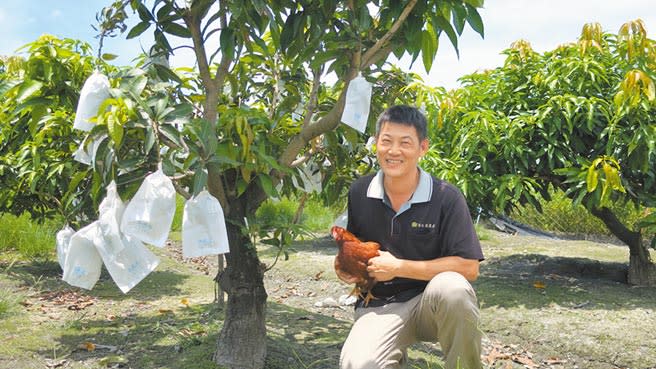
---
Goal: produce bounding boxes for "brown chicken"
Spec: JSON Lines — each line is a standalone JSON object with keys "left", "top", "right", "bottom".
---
{"left": 331, "top": 226, "right": 381, "bottom": 306}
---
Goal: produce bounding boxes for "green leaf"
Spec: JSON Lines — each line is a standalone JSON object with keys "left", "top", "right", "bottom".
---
{"left": 432, "top": 15, "right": 459, "bottom": 57}
{"left": 127, "top": 21, "right": 151, "bottom": 39}
{"left": 137, "top": 3, "right": 153, "bottom": 22}
{"left": 280, "top": 12, "right": 298, "bottom": 53}
{"left": 162, "top": 22, "right": 191, "bottom": 38}
{"left": 101, "top": 53, "right": 118, "bottom": 61}
{"left": 130, "top": 75, "right": 148, "bottom": 97}
{"left": 153, "top": 64, "right": 182, "bottom": 83}
{"left": 15, "top": 80, "right": 44, "bottom": 103}
{"left": 156, "top": 3, "right": 174, "bottom": 21}
{"left": 465, "top": 5, "right": 484, "bottom": 38}
{"left": 163, "top": 103, "right": 193, "bottom": 123}
{"left": 154, "top": 29, "right": 173, "bottom": 52}
{"left": 421, "top": 25, "right": 439, "bottom": 73}
{"left": 451, "top": 3, "right": 467, "bottom": 35}
{"left": 192, "top": 169, "right": 208, "bottom": 196}
{"left": 258, "top": 174, "right": 277, "bottom": 198}
{"left": 159, "top": 124, "right": 183, "bottom": 148}
{"left": 219, "top": 27, "right": 236, "bottom": 60}
{"left": 145, "top": 126, "right": 156, "bottom": 153}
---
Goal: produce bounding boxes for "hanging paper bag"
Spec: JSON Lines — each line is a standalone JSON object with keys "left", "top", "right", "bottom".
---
{"left": 94, "top": 181, "right": 160, "bottom": 293}
{"left": 182, "top": 190, "right": 230, "bottom": 258}
{"left": 100, "top": 234, "right": 160, "bottom": 293}
{"left": 340, "top": 73, "right": 372, "bottom": 133}
{"left": 121, "top": 169, "right": 176, "bottom": 247}
{"left": 73, "top": 71, "right": 110, "bottom": 131}
{"left": 62, "top": 222, "right": 103, "bottom": 290}
{"left": 97, "top": 181, "right": 126, "bottom": 259}
{"left": 56, "top": 225, "right": 75, "bottom": 271}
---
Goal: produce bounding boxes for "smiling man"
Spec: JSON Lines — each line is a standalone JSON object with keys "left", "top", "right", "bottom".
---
{"left": 340, "top": 105, "right": 484, "bottom": 369}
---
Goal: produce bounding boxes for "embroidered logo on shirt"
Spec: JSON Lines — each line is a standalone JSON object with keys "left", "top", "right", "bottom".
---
{"left": 411, "top": 221, "right": 435, "bottom": 229}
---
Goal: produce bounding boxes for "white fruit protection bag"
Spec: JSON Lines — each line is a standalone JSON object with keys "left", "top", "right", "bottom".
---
{"left": 73, "top": 71, "right": 110, "bottom": 131}
{"left": 121, "top": 169, "right": 176, "bottom": 247}
{"left": 73, "top": 134, "right": 107, "bottom": 166}
{"left": 291, "top": 160, "right": 322, "bottom": 194}
{"left": 63, "top": 221, "right": 104, "bottom": 290}
{"left": 97, "top": 181, "right": 160, "bottom": 293}
{"left": 182, "top": 190, "right": 230, "bottom": 258}
{"left": 56, "top": 225, "right": 75, "bottom": 271}
{"left": 340, "top": 73, "right": 372, "bottom": 133}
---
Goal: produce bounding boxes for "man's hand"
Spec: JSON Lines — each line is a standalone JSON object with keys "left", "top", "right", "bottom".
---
{"left": 367, "top": 251, "right": 401, "bottom": 282}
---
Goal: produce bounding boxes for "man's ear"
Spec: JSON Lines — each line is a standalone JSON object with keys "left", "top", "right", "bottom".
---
{"left": 420, "top": 139, "right": 429, "bottom": 155}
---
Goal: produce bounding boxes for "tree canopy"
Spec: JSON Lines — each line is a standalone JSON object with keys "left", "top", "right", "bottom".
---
{"left": 418, "top": 19, "right": 656, "bottom": 286}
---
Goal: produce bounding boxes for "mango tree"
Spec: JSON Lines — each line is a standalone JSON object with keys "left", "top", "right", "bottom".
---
{"left": 80, "top": 1, "right": 486, "bottom": 368}
{"left": 420, "top": 20, "right": 656, "bottom": 286}
{"left": 0, "top": 36, "right": 103, "bottom": 223}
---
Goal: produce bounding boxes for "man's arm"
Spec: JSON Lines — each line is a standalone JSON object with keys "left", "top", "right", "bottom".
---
{"left": 367, "top": 251, "right": 480, "bottom": 282}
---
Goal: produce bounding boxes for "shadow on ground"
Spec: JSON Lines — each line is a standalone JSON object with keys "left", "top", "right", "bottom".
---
{"left": 476, "top": 253, "right": 655, "bottom": 310}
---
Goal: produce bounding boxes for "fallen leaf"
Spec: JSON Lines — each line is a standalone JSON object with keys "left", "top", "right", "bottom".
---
{"left": 533, "top": 281, "right": 546, "bottom": 289}
{"left": 78, "top": 342, "right": 96, "bottom": 351}
{"left": 180, "top": 298, "right": 190, "bottom": 307}
{"left": 158, "top": 308, "right": 174, "bottom": 314}
{"left": 313, "top": 271, "right": 324, "bottom": 280}
{"left": 512, "top": 354, "right": 537, "bottom": 367}
{"left": 545, "top": 357, "right": 567, "bottom": 365}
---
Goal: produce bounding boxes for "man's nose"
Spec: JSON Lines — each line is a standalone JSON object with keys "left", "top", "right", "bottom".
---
{"left": 388, "top": 142, "right": 401, "bottom": 154}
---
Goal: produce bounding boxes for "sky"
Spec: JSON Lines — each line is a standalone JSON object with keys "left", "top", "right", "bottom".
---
{"left": 1, "top": 0, "right": 655, "bottom": 89}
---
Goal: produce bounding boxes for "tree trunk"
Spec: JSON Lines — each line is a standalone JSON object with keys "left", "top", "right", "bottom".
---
{"left": 214, "top": 217, "right": 268, "bottom": 369}
{"left": 590, "top": 207, "right": 656, "bottom": 286}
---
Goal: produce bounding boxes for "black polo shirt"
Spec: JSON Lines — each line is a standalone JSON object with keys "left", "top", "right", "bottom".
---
{"left": 346, "top": 168, "right": 484, "bottom": 308}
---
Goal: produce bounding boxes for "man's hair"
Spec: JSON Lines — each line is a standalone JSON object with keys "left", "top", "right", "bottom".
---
{"left": 375, "top": 105, "right": 427, "bottom": 141}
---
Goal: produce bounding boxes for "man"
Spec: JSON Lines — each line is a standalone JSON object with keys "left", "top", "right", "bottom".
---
{"left": 340, "top": 105, "right": 484, "bottom": 369}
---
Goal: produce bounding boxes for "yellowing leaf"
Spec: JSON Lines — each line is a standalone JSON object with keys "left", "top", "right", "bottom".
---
{"left": 158, "top": 308, "right": 173, "bottom": 314}
{"left": 586, "top": 165, "right": 599, "bottom": 193}
{"left": 180, "top": 298, "right": 190, "bottom": 306}
{"left": 533, "top": 281, "right": 546, "bottom": 289}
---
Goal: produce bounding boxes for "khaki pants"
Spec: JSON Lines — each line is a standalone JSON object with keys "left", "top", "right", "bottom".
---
{"left": 339, "top": 271, "right": 482, "bottom": 369}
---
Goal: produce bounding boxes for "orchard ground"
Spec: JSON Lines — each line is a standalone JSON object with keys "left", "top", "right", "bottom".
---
{"left": 1, "top": 225, "right": 655, "bottom": 369}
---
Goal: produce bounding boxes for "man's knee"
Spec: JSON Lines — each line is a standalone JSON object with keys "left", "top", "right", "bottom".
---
{"left": 424, "top": 271, "right": 478, "bottom": 310}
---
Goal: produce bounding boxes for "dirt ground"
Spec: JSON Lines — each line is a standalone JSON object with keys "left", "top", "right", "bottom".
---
{"left": 2, "top": 227, "right": 655, "bottom": 369}
{"left": 172, "top": 228, "right": 656, "bottom": 369}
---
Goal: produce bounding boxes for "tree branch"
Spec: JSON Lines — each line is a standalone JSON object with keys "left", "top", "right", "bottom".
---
{"left": 183, "top": 9, "right": 219, "bottom": 125}
{"left": 172, "top": 180, "right": 192, "bottom": 200}
{"left": 183, "top": 6, "right": 230, "bottom": 210}
{"left": 361, "top": 0, "right": 418, "bottom": 68}
{"left": 278, "top": 52, "right": 361, "bottom": 167}
{"left": 301, "top": 67, "right": 323, "bottom": 129}
{"left": 213, "top": 13, "right": 232, "bottom": 97}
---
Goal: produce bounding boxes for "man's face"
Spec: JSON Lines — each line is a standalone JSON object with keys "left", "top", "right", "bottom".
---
{"left": 375, "top": 121, "right": 429, "bottom": 181}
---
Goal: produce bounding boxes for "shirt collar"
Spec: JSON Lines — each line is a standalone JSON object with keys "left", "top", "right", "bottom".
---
{"left": 366, "top": 168, "right": 433, "bottom": 204}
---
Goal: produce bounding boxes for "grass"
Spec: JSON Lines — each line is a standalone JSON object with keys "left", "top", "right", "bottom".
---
{"left": 2, "top": 202, "right": 656, "bottom": 369}
{"left": 0, "top": 213, "right": 62, "bottom": 260}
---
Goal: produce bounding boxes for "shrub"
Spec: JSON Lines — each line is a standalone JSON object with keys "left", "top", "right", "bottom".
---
{"left": 255, "top": 197, "right": 298, "bottom": 229}
{"left": 511, "top": 188, "right": 647, "bottom": 237}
